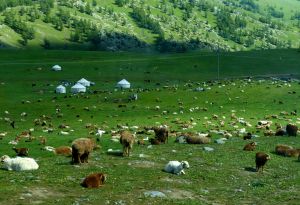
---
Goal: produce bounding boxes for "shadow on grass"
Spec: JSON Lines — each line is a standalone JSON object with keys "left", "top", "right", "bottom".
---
{"left": 293, "top": 159, "right": 300, "bottom": 163}
{"left": 55, "top": 161, "right": 72, "bottom": 166}
{"left": 106, "top": 151, "right": 123, "bottom": 157}
{"left": 244, "top": 167, "right": 257, "bottom": 172}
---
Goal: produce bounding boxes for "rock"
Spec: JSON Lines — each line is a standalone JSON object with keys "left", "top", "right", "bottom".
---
{"left": 144, "top": 191, "right": 166, "bottom": 198}
{"left": 175, "top": 136, "right": 186, "bottom": 144}
{"left": 215, "top": 139, "right": 226, "bottom": 144}
{"left": 139, "top": 154, "right": 149, "bottom": 158}
{"left": 201, "top": 189, "right": 209, "bottom": 194}
{"left": 111, "top": 139, "right": 119, "bottom": 143}
{"left": 252, "top": 135, "right": 260, "bottom": 138}
{"left": 194, "top": 87, "right": 205, "bottom": 92}
{"left": 114, "top": 200, "right": 126, "bottom": 205}
{"left": 203, "top": 147, "right": 214, "bottom": 152}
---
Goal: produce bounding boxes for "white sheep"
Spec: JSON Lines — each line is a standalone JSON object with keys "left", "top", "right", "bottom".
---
{"left": 59, "top": 131, "right": 70, "bottom": 135}
{"left": 42, "top": 146, "right": 55, "bottom": 152}
{"left": 164, "top": 161, "right": 190, "bottom": 175}
{"left": 96, "top": 129, "right": 105, "bottom": 137}
{"left": 1, "top": 155, "right": 39, "bottom": 171}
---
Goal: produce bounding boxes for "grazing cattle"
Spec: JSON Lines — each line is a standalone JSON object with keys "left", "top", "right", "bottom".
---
{"left": 186, "top": 135, "right": 211, "bottom": 144}
{"left": 39, "top": 136, "right": 47, "bottom": 145}
{"left": 17, "top": 131, "right": 31, "bottom": 140}
{"left": 164, "top": 161, "right": 190, "bottom": 175}
{"left": 255, "top": 152, "right": 270, "bottom": 172}
{"left": 275, "top": 129, "right": 286, "bottom": 136}
{"left": 71, "top": 138, "right": 97, "bottom": 164}
{"left": 149, "top": 138, "right": 161, "bottom": 145}
{"left": 119, "top": 130, "right": 134, "bottom": 157}
{"left": 285, "top": 149, "right": 300, "bottom": 158}
{"left": 275, "top": 144, "right": 293, "bottom": 156}
{"left": 81, "top": 173, "right": 107, "bottom": 188}
{"left": 54, "top": 146, "right": 72, "bottom": 156}
{"left": 286, "top": 124, "right": 298, "bottom": 136}
{"left": 0, "top": 155, "right": 39, "bottom": 171}
{"left": 12, "top": 147, "right": 29, "bottom": 157}
{"left": 263, "top": 130, "right": 275, "bottom": 136}
{"left": 153, "top": 126, "right": 169, "bottom": 143}
{"left": 243, "top": 132, "right": 252, "bottom": 140}
{"left": 137, "top": 139, "right": 146, "bottom": 145}
{"left": 243, "top": 142, "right": 257, "bottom": 151}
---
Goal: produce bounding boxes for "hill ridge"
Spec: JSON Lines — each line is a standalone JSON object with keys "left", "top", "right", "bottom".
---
{"left": 0, "top": 0, "right": 299, "bottom": 51}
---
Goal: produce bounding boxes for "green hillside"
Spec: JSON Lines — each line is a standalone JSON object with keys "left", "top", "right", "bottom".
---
{"left": 0, "top": 0, "right": 300, "bottom": 51}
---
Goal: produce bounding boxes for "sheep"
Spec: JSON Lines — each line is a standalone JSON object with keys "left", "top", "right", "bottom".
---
{"left": 243, "top": 142, "right": 257, "bottom": 151}
{"left": 39, "top": 136, "right": 47, "bottom": 145}
{"left": 285, "top": 149, "right": 300, "bottom": 158}
{"left": 0, "top": 155, "right": 39, "bottom": 171}
{"left": 58, "top": 124, "right": 69, "bottom": 129}
{"left": 96, "top": 129, "right": 105, "bottom": 137}
{"left": 137, "top": 139, "right": 146, "bottom": 145}
{"left": 81, "top": 173, "right": 107, "bottom": 188}
{"left": 243, "top": 132, "right": 253, "bottom": 140}
{"left": 119, "top": 130, "right": 135, "bottom": 157}
{"left": 275, "top": 144, "right": 294, "bottom": 156}
{"left": 59, "top": 131, "right": 70, "bottom": 135}
{"left": 54, "top": 146, "right": 72, "bottom": 156}
{"left": 263, "top": 130, "right": 275, "bottom": 137}
{"left": 149, "top": 138, "right": 161, "bottom": 145}
{"left": 12, "top": 147, "right": 29, "bottom": 156}
{"left": 0, "top": 132, "right": 7, "bottom": 137}
{"left": 286, "top": 124, "right": 298, "bottom": 136}
{"left": 255, "top": 152, "right": 270, "bottom": 172}
{"left": 71, "top": 138, "right": 97, "bottom": 164}
{"left": 153, "top": 126, "right": 169, "bottom": 143}
{"left": 16, "top": 131, "right": 31, "bottom": 140}
{"left": 42, "top": 146, "right": 55, "bottom": 152}
{"left": 186, "top": 135, "right": 210, "bottom": 144}
{"left": 164, "top": 161, "right": 190, "bottom": 175}
{"left": 275, "top": 129, "right": 286, "bottom": 136}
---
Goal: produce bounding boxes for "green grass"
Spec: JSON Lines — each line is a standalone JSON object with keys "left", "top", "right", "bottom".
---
{"left": 0, "top": 49, "right": 299, "bottom": 204}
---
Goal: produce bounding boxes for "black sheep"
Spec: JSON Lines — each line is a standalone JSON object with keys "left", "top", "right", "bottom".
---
{"left": 255, "top": 152, "right": 270, "bottom": 172}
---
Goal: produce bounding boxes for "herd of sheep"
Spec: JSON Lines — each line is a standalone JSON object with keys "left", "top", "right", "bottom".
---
{"left": 1, "top": 79, "right": 300, "bottom": 191}
{"left": 1, "top": 122, "right": 299, "bottom": 188}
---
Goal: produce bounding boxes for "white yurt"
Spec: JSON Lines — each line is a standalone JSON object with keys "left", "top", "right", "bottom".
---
{"left": 77, "top": 78, "right": 90, "bottom": 87}
{"left": 71, "top": 83, "right": 86, "bottom": 93}
{"left": 52, "top": 65, "right": 62, "bottom": 71}
{"left": 55, "top": 85, "right": 66, "bottom": 94}
{"left": 116, "top": 79, "right": 130, "bottom": 89}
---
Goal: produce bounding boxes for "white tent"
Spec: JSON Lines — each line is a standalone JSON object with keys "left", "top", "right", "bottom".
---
{"left": 116, "top": 79, "right": 130, "bottom": 89}
{"left": 55, "top": 85, "right": 66, "bottom": 94}
{"left": 77, "top": 78, "right": 90, "bottom": 87}
{"left": 52, "top": 65, "right": 62, "bottom": 71}
{"left": 71, "top": 83, "right": 86, "bottom": 93}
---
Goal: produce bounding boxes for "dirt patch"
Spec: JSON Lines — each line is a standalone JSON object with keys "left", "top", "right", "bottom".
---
{"left": 164, "top": 189, "right": 195, "bottom": 199}
{"left": 128, "top": 160, "right": 157, "bottom": 168}
{"left": 160, "top": 177, "right": 192, "bottom": 185}
{"left": 18, "top": 187, "right": 64, "bottom": 204}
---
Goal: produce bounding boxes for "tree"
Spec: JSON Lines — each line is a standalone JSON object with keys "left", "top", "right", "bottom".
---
{"left": 42, "top": 38, "right": 51, "bottom": 49}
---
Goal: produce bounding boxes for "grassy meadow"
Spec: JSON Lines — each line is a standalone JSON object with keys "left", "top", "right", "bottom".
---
{"left": 0, "top": 49, "right": 299, "bottom": 204}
